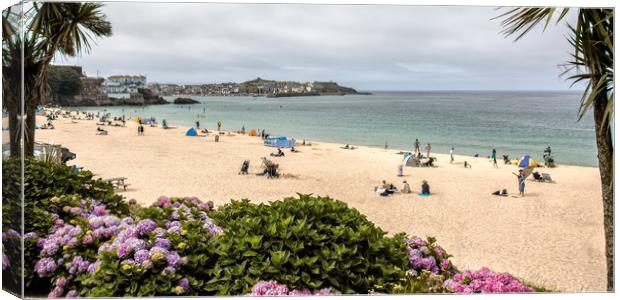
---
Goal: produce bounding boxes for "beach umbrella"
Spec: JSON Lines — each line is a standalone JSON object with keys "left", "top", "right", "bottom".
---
{"left": 518, "top": 155, "right": 539, "bottom": 168}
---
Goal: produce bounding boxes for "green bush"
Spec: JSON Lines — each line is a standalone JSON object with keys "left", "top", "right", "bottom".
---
{"left": 207, "top": 195, "right": 410, "bottom": 295}
{"left": 1, "top": 158, "right": 130, "bottom": 293}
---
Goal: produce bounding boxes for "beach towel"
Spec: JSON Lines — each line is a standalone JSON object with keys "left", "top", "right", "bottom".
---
{"left": 418, "top": 193, "right": 431, "bottom": 197}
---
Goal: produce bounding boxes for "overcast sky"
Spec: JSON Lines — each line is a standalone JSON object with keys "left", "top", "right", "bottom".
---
{"left": 56, "top": 3, "right": 579, "bottom": 91}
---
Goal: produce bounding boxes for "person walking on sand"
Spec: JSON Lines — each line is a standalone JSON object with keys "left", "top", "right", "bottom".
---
{"left": 217, "top": 121, "right": 222, "bottom": 132}
{"left": 425, "top": 143, "right": 431, "bottom": 159}
{"left": 414, "top": 139, "right": 420, "bottom": 155}
{"left": 450, "top": 147, "right": 454, "bottom": 163}
{"left": 512, "top": 170, "right": 526, "bottom": 197}
{"left": 492, "top": 148, "right": 498, "bottom": 168}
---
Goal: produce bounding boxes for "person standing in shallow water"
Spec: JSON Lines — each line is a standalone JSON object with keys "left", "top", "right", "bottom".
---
{"left": 425, "top": 143, "right": 431, "bottom": 159}
{"left": 414, "top": 139, "right": 420, "bottom": 155}
{"left": 450, "top": 147, "right": 454, "bottom": 163}
{"left": 217, "top": 121, "right": 222, "bottom": 132}
{"left": 492, "top": 148, "right": 498, "bottom": 168}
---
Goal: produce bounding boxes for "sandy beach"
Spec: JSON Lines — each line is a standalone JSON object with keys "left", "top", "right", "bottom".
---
{"left": 22, "top": 111, "right": 606, "bottom": 292}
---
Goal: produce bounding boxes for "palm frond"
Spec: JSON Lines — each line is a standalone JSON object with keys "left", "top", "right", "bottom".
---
{"left": 494, "top": 7, "right": 570, "bottom": 41}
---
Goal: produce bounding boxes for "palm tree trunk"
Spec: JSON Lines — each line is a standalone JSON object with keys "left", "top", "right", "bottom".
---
{"left": 7, "top": 95, "right": 21, "bottom": 157}
{"left": 23, "top": 100, "right": 36, "bottom": 157}
{"left": 592, "top": 93, "right": 614, "bottom": 291}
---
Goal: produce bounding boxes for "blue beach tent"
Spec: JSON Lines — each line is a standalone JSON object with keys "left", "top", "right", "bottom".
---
{"left": 185, "top": 128, "right": 197, "bottom": 136}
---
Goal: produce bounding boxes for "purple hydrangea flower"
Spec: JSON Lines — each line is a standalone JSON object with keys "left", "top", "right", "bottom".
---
{"left": 48, "top": 286, "right": 64, "bottom": 298}
{"left": 154, "top": 238, "right": 171, "bottom": 250}
{"left": 93, "top": 205, "right": 106, "bottom": 216}
{"left": 2, "top": 252, "right": 9, "bottom": 270}
{"left": 178, "top": 278, "right": 190, "bottom": 291}
{"left": 24, "top": 232, "right": 39, "bottom": 239}
{"left": 250, "top": 281, "right": 289, "bottom": 296}
{"left": 66, "top": 290, "right": 78, "bottom": 298}
{"left": 134, "top": 249, "right": 150, "bottom": 264}
{"left": 166, "top": 251, "right": 182, "bottom": 267}
{"left": 136, "top": 219, "right": 157, "bottom": 235}
{"left": 35, "top": 257, "right": 58, "bottom": 277}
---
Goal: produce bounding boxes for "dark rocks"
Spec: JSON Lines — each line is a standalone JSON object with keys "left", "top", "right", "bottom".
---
{"left": 173, "top": 97, "right": 200, "bottom": 104}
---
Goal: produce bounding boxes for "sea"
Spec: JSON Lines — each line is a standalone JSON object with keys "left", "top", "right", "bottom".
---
{"left": 74, "top": 91, "right": 599, "bottom": 167}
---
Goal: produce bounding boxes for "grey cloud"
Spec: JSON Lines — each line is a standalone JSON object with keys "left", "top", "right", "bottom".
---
{"left": 57, "top": 2, "right": 580, "bottom": 90}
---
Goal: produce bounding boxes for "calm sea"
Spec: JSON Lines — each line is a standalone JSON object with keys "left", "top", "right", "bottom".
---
{"left": 75, "top": 91, "right": 598, "bottom": 167}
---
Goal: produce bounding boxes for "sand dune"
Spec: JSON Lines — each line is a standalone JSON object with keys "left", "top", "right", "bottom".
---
{"left": 30, "top": 113, "right": 605, "bottom": 292}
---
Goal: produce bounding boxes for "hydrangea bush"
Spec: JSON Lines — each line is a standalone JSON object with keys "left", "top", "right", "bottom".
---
{"left": 404, "top": 236, "right": 458, "bottom": 277}
{"left": 78, "top": 196, "right": 221, "bottom": 297}
{"left": 249, "top": 281, "right": 340, "bottom": 296}
{"left": 443, "top": 267, "right": 534, "bottom": 293}
{"left": 2, "top": 158, "right": 130, "bottom": 293}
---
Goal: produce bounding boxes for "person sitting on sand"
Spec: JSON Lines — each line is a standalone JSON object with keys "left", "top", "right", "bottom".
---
{"left": 421, "top": 180, "right": 431, "bottom": 195}
{"left": 270, "top": 148, "right": 285, "bottom": 157}
{"left": 97, "top": 127, "right": 105, "bottom": 132}
{"left": 291, "top": 147, "right": 299, "bottom": 153}
{"left": 492, "top": 189, "right": 509, "bottom": 197}
{"left": 402, "top": 180, "right": 411, "bottom": 194}
{"left": 464, "top": 161, "right": 472, "bottom": 168}
{"left": 375, "top": 180, "right": 396, "bottom": 196}
{"left": 343, "top": 144, "right": 350, "bottom": 149}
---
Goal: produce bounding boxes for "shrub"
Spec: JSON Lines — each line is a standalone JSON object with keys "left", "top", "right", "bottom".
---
{"left": 2, "top": 158, "right": 129, "bottom": 294}
{"left": 404, "top": 236, "right": 458, "bottom": 277}
{"left": 207, "top": 195, "right": 411, "bottom": 295}
{"left": 1, "top": 158, "right": 130, "bottom": 292}
{"left": 249, "top": 280, "right": 339, "bottom": 296}
{"left": 78, "top": 197, "right": 221, "bottom": 297}
{"left": 443, "top": 267, "right": 534, "bottom": 293}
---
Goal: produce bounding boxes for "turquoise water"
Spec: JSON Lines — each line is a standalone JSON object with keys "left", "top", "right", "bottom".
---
{"left": 75, "top": 91, "right": 598, "bottom": 167}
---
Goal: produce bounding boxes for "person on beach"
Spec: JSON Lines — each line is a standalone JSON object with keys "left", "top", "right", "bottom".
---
{"left": 217, "top": 121, "right": 222, "bottom": 132}
{"left": 512, "top": 170, "right": 526, "bottom": 197}
{"left": 241, "top": 126, "right": 245, "bottom": 134}
{"left": 421, "top": 180, "right": 431, "bottom": 195}
{"left": 414, "top": 139, "right": 420, "bottom": 155}
{"left": 402, "top": 180, "right": 411, "bottom": 194}
{"left": 492, "top": 148, "right": 498, "bottom": 168}
{"left": 450, "top": 147, "right": 454, "bottom": 163}
{"left": 425, "top": 143, "right": 431, "bottom": 159}
{"left": 464, "top": 161, "right": 471, "bottom": 168}
{"left": 196, "top": 121, "right": 200, "bottom": 129}
{"left": 385, "top": 141, "right": 388, "bottom": 150}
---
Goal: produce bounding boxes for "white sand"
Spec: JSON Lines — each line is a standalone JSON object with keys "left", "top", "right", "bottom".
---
{"left": 31, "top": 113, "right": 605, "bottom": 292}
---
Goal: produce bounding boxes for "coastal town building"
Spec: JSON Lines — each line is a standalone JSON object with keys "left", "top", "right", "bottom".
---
{"left": 101, "top": 75, "right": 147, "bottom": 98}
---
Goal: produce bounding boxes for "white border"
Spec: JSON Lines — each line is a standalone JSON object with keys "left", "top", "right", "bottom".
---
{"left": 1, "top": 1, "right": 618, "bottom": 300}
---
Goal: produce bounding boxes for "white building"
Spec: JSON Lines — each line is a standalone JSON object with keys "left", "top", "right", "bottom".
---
{"left": 100, "top": 75, "right": 146, "bottom": 96}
